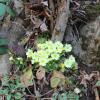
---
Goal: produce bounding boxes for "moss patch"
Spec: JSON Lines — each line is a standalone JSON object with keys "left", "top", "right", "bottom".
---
{"left": 85, "top": 4, "right": 100, "bottom": 20}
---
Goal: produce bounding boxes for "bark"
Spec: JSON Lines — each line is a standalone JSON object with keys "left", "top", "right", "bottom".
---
{"left": 51, "top": 0, "right": 70, "bottom": 42}
{"left": 48, "top": 0, "right": 55, "bottom": 32}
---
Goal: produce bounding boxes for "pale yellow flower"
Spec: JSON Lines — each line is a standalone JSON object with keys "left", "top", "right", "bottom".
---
{"left": 51, "top": 53, "right": 60, "bottom": 60}
{"left": 26, "top": 49, "right": 34, "bottom": 58}
{"left": 9, "top": 56, "right": 14, "bottom": 61}
{"left": 64, "top": 55, "right": 76, "bottom": 68}
{"left": 64, "top": 44, "right": 72, "bottom": 53}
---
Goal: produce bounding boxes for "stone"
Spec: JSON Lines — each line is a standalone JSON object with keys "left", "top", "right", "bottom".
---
{"left": 0, "top": 54, "right": 10, "bottom": 75}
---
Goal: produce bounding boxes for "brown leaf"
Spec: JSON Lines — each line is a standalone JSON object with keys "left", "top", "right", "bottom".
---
{"left": 79, "top": 71, "right": 100, "bottom": 87}
{"left": 50, "top": 71, "right": 65, "bottom": 88}
{"left": 20, "top": 68, "right": 33, "bottom": 87}
{"left": 36, "top": 67, "right": 45, "bottom": 80}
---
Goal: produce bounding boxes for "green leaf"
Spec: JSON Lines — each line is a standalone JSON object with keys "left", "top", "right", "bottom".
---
{"left": 6, "top": 95, "right": 11, "bottom": 100}
{"left": 0, "top": 3, "right": 6, "bottom": 16}
{"left": 95, "top": 80, "right": 100, "bottom": 87}
{"left": 52, "top": 93, "right": 58, "bottom": 100}
{"left": 2, "top": 74, "right": 9, "bottom": 85}
{"left": 6, "top": 6, "right": 15, "bottom": 17}
{"left": 0, "top": 0, "right": 9, "bottom": 3}
{"left": 0, "top": 38, "right": 8, "bottom": 46}
{"left": 0, "top": 3, "right": 15, "bottom": 17}
{"left": 0, "top": 89, "right": 8, "bottom": 95}
{"left": 58, "top": 93, "right": 67, "bottom": 100}
{"left": 14, "top": 92, "right": 22, "bottom": 99}
{"left": 67, "top": 92, "right": 79, "bottom": 100}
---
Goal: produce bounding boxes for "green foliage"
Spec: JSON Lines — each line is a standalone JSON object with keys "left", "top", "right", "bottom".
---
{"left": 0, "top": 3, "right": 6, "bottom": 16}
{"left": 85, "top": 4, "right": 100, "bottom": 16}
{"left": 95, "top": 80, "right": 100, "bottom": 87}
{"left": 58, "top": 93, "right": 67, "bottom": 100}
{"left": 0, "top": 38, "right": 8, "bottom": 55}
{"left": 6, "top": 5, "right": 15, "bottom": 17}
{"left": 0, "top": 75, "right": 25, "bottom": 100}
{"left": 45, "top": 60, "right": 59, "bottom": 72}
{"left": 0, "top": 0, "right": 9, "bottom": 3}
{"left": 36, "top": 37, "right": 47, "bottom": 44}
{"left": 0, "top": 1, "right": 15, "bottom": 17}
{"left": 52, "top": 91, "right": 79, "bottom": 100}
{"left": 9, "top": 56, "right": 26, "bottom": 70}
{"left": 0, "top": 38, "right": 8, "bottom": 46}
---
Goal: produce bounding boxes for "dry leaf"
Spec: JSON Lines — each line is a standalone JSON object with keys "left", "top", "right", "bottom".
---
{"left": 50, "top": 71, "right": 65, "bottom": 88}
{"left": 20, "top": 68, "right": 33, "bottom": 87}
{"left": 79, "top": 71, "right": 100, "bottom": 88}
{"left": 36, "top": 67, "right": 45, "bottom": 80}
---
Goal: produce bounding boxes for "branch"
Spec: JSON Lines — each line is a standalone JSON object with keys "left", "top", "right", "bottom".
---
{"left": 51, "top": 0, "right": 70, "bottom": 41}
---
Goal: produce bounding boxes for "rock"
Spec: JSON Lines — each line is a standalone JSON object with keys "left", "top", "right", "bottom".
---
{"left": 0, "top": 54, "right": 10, "bottom": 75}
{"left": 64, "top": 15, "right": 100, "bottom": 67}
{"left": 79, "top": 16, "right": 100, "bottom": 66}
{"left": 64, "top": 25, "right": 84, "bottom": 59}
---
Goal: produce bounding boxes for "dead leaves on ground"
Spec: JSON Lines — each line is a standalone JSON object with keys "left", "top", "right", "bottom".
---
{"left": 50, "top": 71, "right": 65, "bottom": 88}
{"left": 79, "top": 71, "right": 100, "bottom": 87}
{"left": 78, "top": 71, "right": 100, "bottom": 100}
{"left": 20, "top": 68, "right": 33, "bottom": 87}
{"left": 36, "top": 66, "right": 45, "bottom": 80}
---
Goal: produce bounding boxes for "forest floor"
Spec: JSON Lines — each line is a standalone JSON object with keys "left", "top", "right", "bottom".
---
{"left": 0, "top": 0, "right": 100, "bottom": 100}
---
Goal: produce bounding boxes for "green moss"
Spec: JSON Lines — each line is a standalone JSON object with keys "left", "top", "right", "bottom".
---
{"left": 85, "top": 4, "right": 100, "bottom": 19}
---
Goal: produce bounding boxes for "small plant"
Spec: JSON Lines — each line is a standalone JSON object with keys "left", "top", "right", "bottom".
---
{"left": 0, "top": 0, "right": 15, "bottom": 18}
{"left": 0, "top": 75, "right": 25, "bottom": 100}
{"left": 9, "top": 56, "right": 26, "bottom": 70}
{"left": 52, "top": 91, "right": 79, "bottom": 100}
{"left": 26, "top": 41, "right": 77, "bottom": 72}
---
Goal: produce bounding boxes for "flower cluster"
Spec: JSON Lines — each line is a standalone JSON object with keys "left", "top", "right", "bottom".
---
{"left": 9, "top": 56, "right": 23, "bottom": 65}
{"left": 26, "top": 41, "right": 76, "bottom": 68}
{"left": 64, "top": 55, "right": 77, "bottom": 69}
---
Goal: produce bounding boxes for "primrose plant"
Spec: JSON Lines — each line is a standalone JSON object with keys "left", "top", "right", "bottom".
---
{"left": 0, "top": 75, "right": 25, "bottom": 100}
{"left": 26, "top": 41, "right": 77, "bottom": 71}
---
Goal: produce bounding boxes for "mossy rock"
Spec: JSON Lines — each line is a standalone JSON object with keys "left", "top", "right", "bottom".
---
{"left": 85, "top": 4, "right": 100, "bottom": 20}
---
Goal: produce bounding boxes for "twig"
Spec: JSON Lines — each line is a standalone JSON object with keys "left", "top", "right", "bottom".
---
{"left": 41, "top": 98, "right": 52, "bottom": 100}
{"left": 26, "top": 87, "right": 53, "bottom": 98}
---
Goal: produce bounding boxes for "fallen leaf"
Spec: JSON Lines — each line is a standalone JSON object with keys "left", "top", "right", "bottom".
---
{"left": 36, "top": 67, "right": 45, "bottom": 80}
{"left": 50, "top": 77, "right": 61, "bottom": 88}
{"left": 50, "top": 71, "right": 65, "bottom": 88}
{"left": 20, "top": 68, "right": 33, "bottom": 87}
